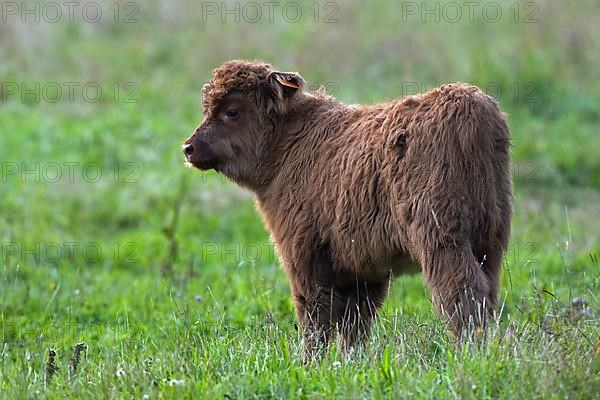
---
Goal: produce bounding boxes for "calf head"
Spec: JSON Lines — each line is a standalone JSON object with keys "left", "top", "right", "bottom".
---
{"left": 183, "top": 60, "right": 305, "bottom": 188}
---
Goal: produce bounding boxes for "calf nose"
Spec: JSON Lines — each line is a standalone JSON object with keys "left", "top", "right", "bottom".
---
{"left": 183, "top": 143, "right": 194, "bottom": 158}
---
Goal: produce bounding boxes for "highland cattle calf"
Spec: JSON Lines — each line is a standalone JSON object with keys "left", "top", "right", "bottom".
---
{"left": 184, "top": 60, "right": 512, "bottom": 358}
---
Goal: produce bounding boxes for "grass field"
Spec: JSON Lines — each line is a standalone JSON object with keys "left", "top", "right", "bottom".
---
{"left": 1, "top": 0, "right": 599, "bottom": 398}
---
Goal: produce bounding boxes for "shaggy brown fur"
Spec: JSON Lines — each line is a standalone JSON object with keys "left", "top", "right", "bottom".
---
{"left": 184, "top": 60, "right": 512, "bottom": 357}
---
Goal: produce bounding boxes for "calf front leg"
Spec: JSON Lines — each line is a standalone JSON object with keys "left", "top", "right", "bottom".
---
{"left": 287, "top": 243, "right": 389, "bottom": 359}
{"left": 292, "top": 275, "right": 389, "bottom": 359}
{"left": 292, "top": 285, "right": 334, "bottom": 361}
{"left": 286, "top": 243, "right": 337, "bottom": 361}
{"left": 336, "top": 279, "right": 389, "bottom": 353}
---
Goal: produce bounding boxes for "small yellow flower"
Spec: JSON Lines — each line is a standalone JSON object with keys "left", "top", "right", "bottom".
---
{"left": 49, "top": 282, "right": 57, "bottom": 290}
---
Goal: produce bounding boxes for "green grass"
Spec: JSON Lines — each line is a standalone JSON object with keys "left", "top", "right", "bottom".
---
{"left": 1, "top": 0, "right": 599, "bottom": 398}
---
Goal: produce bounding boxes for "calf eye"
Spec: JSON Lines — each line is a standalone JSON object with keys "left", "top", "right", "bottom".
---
{"left": 225, "top": 110, "right": 240, "bottom": 120}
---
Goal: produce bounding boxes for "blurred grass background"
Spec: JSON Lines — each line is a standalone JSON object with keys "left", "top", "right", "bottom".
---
{"left": 1, "top": 0, "right": 599, "bottom": 398}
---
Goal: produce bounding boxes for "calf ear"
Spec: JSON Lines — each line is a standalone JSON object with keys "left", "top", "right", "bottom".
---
{"left": 269, "top": 71, "right": 304, "bottom": 93}
{"left": 261, "top": 71, "right": 305, "bottom": 114}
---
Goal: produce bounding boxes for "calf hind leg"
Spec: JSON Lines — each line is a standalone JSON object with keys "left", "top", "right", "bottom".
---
{"left": 421, "top": 247, "right": 493, "bottom": 337}
{"left": 476, "top": 244, "right": 505, "bottom": 312}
